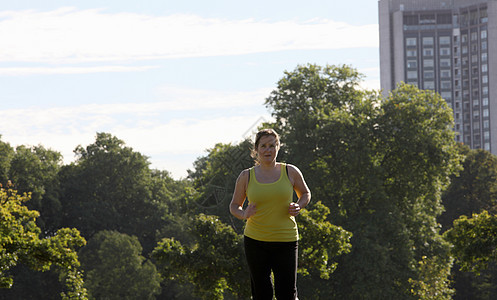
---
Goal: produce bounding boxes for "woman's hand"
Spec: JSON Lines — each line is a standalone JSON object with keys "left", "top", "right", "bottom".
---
{"left": 288, "top": 202, "right": 301, "bottom": 216}
{"left": 243, "top": 203, "right": 257, "bottom": 220}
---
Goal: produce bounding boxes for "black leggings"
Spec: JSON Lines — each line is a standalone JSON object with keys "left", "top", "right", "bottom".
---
{"left": 244, "top": 236, "right": 298, "bottom": 300}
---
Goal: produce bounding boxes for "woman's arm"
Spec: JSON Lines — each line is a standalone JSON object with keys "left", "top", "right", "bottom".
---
{"left": 287, "top": 164, "right": 311, "bottom": 216}
{"left": 229, "top": 169, "right": 256, "bottom": 220}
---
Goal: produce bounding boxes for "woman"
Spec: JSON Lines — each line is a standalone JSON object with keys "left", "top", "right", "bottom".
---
{"left": 229, "top": 129, "right": 311, "bottom": 300}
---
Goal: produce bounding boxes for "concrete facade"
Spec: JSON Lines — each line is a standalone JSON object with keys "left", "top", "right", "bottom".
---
{"left": 379, "top": 0, "right": 497, "bottom": 154}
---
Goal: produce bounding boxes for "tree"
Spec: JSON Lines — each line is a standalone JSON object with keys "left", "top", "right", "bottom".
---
{"left": 0, "top": 186, "right": 87, "bottom": 299}
{"left": 153, "top": 204, "right": 352, "bottom": 299}
{"left": 79, "top": 231, "right": 161, "bottom": 300}
{"left": 59, "top": 133, "right": 169, "bottom": 253}
{"left": 153, "top": 214, "right": 249, "bottom": 300}
{"left": 445, "top": 211, "right": 497, "bottom": 275}
{"left": 408, "top": 255, "right": 454, "bottom": 300}
{"left": 0, "top": 137, "right": 14, "bottom": 184}
{"left": 438, "top": 146, "right": 497, "bottom": 299}
{"left": 264, "top": 64, "right": 461, "bottom": 298}
{"left": 297, "top": 201, "right": 352, "bottom": 279}
{"left": 188, "top": 140, "right": 254, "bottom": 229}
{"left": 440, "top": 145, "right": 497, "bottom": 231}
{"left": 9, "top": 145, "right": 64, "bottom": 234}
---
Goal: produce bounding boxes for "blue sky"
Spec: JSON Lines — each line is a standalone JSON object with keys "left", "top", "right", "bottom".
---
{"left": 0, "top": 0, "right": 380, "bottom": 178}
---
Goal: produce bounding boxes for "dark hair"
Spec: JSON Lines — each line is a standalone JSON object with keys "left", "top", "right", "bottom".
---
{"left": 251, "top": 129, "right": 280, "bottom": 161}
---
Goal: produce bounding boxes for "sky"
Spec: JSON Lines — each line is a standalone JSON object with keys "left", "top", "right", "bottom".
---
{"left": 0, "top": 0, "right": 380, "bottom": 179}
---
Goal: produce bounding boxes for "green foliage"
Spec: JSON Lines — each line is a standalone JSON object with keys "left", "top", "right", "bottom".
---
{"left": 439, "top": 146, "right": 497, "bottom": 299}
{"left": 79, "top": 230, "right": 161, "bottom": 300}
{"left": 264, "top": 64, "right": 461, "bottom": 299}
{"left": 153, "top": 214, "right": 250, "bottom": 300}
{"left": 3, "top": 63, "right": 497, "bottom": 298}
{"left": 59, "top": 132, "right": 170, "bottom": 253}
{"left": 409, "top": 255, "right": 454, "bottom": 300}
{"left": 188, "top": 140, "right": 254, "bottom": 227}
{"left": 0, "top": 186, "right": 87, "bottom": 298}
{"left": 298, "top": 201, "right": 352, "bottom": 279}
{"left": 9, "top": 145, "right": 64, "bottom": 234}
{"left": 445, "top": 211, "right": 497, "bottom": 275}
{"left": 440, "top": 146, "right": 497, "bottom": 231}
{"left": 0, "top": 137, "right": 14, "bottom": 184}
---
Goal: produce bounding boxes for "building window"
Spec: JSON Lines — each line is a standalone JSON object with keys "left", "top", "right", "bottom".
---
{"left": 420, "top": 14, "right": 436, "bottom": 24}
{"left": 424, "top": 71, "right": 434, "bottom": 79}
{"left": 472, "top": 54, "right": 479, "bottom": 63}
{"left": 474, "top": 122, "right": 480, "bottom": 130}
{"left": 406, "top": 37, "right": 417, "bottom": 46}
{"left": 482, "top": 64, "right": 488, "bottom": 72}
{"left": 439, "top": 36, "right": 451, "bottom": 45}
{"left": 481, "top": 8, "right": 488, "bottom": 23}
{"left": 482, "top": 53, "right": 488, "bottom": 62}
{"left": 483, "top": 75, "right": 488, "bottom": 84}
{"left": 483, "top": 109, "right": 489, "bottom": 117}
{"left": 483, "top": 86, "right": 489, "bottom": 96}
{"left": 474, "top": 110, "right": 480, "bottom": 119}
{"left": 462, "top": 34, "right": 468, "bottom": 43}
{"left": 407, "top": 71, "right": 418, "bottom": 79}
{"left": 440, "top": 59, "right": 451, "bottom": 67}
{"left": 407, "top": 50, "right": 417, "bottom": 57}
{"left": 484, "top": 131, "right": 490, "bottom": 140}
{"left": 441, "top": 81, "right": 451, "bottom": 89}
{"left": 441, "top": 70, "right": 451, "bottom": 78}
{"left": 471, "top": 31, "right": 478, "bottom": 41}
{"left": 462, "top": 46, "right": 468, "bottom": 54}
{"left": 441, "top": 92, "right": 452, "bottom": 100}
{"left": 470, "top": 11, "right": 479, "bottom": 25}
{"left": 404, "top": 15, "right": 419, "bottom": 25}
{"left": 424, "top": 81, "right": 435, "bottom": 90}
{"left": 424, "top": 59, "right": 434, "bottom": 67}
{"left": 484, "top": 120, "right": 489, "bottom": 129}
{"left": 407, "top": 60, "right": 418, "bottom": 68}
{"left": 440, "top": 48, "right": 450, "bottom": 56}
{"left": 485, "top": 143, "right": 490, "bottom": 151}
{"left": 423, "top": 37, "right": 434, "bottom": 45}
{"left": 482, "top": 41, "right": 487, "bottom": 50}
{"left": 481, "top": 30, "right": 487, "bottom": 39}
{"left": 423, "top": 48, "right": 433, "bottom": 56}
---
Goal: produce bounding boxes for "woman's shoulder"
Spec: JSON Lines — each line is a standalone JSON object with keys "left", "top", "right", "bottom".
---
{"left": 284, "top": 163, "right": 304, "bottom": 181}
{"left": 284, "top": 163, "right": 300, "bottom": 173}
{"left": 237, "top": 168, "right": 252, "bottom": 180}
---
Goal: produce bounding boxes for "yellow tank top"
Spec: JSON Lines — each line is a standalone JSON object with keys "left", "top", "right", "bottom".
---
{"left": 244, "top": 163, "right": 298, "bottom": 242}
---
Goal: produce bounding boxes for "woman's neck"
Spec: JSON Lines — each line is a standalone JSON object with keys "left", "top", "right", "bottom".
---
{"left": 259, "top": 161, "right": 278, "bottom": 171}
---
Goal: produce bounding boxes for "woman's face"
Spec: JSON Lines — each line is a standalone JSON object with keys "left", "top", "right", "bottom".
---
{"left": 257, "top": 135, "right": 279, "bottom": 164}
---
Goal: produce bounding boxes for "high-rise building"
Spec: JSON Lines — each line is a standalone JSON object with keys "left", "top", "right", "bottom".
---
{"left": 379, "top": 0, "right": 497, "bottom": 153}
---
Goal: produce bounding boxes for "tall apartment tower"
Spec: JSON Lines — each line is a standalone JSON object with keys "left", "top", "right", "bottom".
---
{"left": 379, "top": 0, "right": 497, "bottom": 154}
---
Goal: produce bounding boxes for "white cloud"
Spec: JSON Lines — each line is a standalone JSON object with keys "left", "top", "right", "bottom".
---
{"left": 0, "top": 65, "right": 158, "bottom": 76}
{"left": 0, "top": 7, "right": 379, "bottom": 64}
{"left": 0, "top": 87, "right": 272, "bottom": 178}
